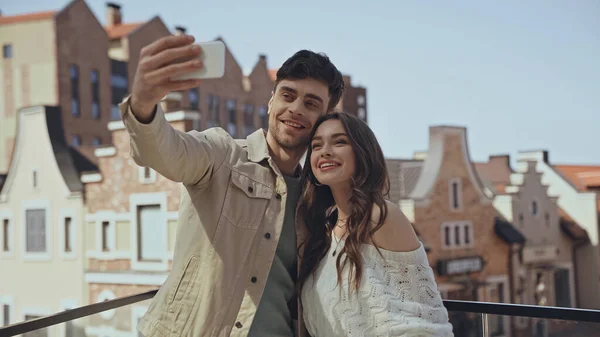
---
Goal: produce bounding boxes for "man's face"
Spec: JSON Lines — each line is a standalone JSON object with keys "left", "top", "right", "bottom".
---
{"left": 267, "top": 78, "right": 330, "bottom": 151}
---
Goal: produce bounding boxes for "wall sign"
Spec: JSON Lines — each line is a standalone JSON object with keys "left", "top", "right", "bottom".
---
{"left": 437, "top": 256, "right": 484, "bottom": 276}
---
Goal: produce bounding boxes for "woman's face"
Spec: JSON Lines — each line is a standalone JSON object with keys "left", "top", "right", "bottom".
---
{"left": 310, "top": 119, "right": 356, "bottom": 188}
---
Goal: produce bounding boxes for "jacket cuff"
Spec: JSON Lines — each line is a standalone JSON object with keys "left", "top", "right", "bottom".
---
{"left": 120, "top": 95, "right": 165, "bottom": 136}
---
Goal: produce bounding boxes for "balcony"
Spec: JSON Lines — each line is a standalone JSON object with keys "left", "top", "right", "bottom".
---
{"left": 1, "top": 290, "right": 599, "bottom": 337}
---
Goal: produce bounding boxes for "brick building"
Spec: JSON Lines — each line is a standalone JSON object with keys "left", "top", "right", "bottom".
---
{"left": 81, "top": 97, "right": 194, "bottom": 337}
{"left": 0, "top": 0, "right": 112, "bottom": 173}
{"left": 477, "top": 156, "right": 590, "bottom": 336}
{"left": 390, "top": 126, "right": 525, "bottom": 336}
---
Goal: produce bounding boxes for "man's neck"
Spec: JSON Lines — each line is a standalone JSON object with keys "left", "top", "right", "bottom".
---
{"left": 266, "top": 137, "right": 305, "bottom": 177}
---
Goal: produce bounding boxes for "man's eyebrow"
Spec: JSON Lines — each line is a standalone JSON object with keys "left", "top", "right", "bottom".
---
{"left": 280, "top": 86, "right": 324, "bottom": 104}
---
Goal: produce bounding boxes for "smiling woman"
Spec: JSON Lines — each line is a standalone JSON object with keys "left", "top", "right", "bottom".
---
{"left": 298, "top": 112, "right": 454, "bottom": 337}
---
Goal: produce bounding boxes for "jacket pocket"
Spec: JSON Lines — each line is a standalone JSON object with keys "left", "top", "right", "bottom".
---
{"left": 222, "top": 170, "right": 272, "bottom": 230}
{"left": 167, "top": 255, "right": 201, "bottom": 313}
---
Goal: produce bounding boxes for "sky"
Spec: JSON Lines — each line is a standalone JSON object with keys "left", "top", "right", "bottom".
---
{"left": 2, "top": 0, "right": 599, "bottom": 165}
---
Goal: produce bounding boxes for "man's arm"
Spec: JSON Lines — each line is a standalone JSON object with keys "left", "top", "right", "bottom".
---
{"left": 121, "top": 97, "right": 229, "bottom": 186}
{"left": 121, "top": 34, "right": 227, "bottom": 186}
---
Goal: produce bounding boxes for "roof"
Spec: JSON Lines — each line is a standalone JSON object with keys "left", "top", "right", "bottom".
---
{"left": 555, "top": 164, "right": 600, "bottom": 212}
{"left": 554, "top": 164, "right": 600, "bottom": 191}
{"left": 105, "top": 22, "right": 142, "bottom": 39}
{"left": 474, "top": 155, "right": 513, "bottom": 194}
{"left": 44, "top": 106, "right": 98, "bottom": 192}
{"left": 409, "top": 126, "right": 492, "bottom": 203}
{"left": 494, "top": 217, "right": 526, "bottom": 244}
{"left": 268, "top": 69, "right": 278, "bottom": 81}
{"left": 0, "top": 10, "right": 56, "bottom": 25}
{"left": 559, "top": 208, "right": 590, "bottom": 242}
{"left": 386, "top": 159, "right": 423, "bottom": 203}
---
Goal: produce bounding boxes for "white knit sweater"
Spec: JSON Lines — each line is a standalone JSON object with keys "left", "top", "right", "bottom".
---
{"left": 301, "top": 238, "right": 454, "bottom": 337}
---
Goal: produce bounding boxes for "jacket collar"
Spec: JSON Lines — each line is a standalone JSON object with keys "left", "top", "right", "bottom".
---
{"left": 246, "top": 129, "right": 271, "bottom": 163}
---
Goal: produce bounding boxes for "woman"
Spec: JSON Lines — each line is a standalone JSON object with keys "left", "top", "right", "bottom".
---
{"left": 298, "top": 113, "right": 454, "bottom": 337}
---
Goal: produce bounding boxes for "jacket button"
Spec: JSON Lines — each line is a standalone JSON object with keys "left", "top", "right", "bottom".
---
{"left": 247, "top": 186, "right": 254, "bottom": 193}
{"left": 264, "top": 232, "right": 271, "bottom": 239}
{"left": 235, "top": 322, "right": 243, "bottom": 328}
{"left": 275, "top": 193, "right": 281, "bottom": 200}
{"left": 251, "top": 276, "right": 257, "bottom": 283}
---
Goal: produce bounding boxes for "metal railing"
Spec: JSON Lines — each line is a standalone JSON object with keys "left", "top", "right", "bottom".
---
{"left": 1, "top": 289, "right": 600, "bottom": 337}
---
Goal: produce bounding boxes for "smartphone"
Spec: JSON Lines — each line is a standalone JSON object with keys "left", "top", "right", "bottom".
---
{"left": 171, "top": 40, "right": 226, "bottom": 81}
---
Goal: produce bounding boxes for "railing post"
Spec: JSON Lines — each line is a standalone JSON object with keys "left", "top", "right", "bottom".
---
{"left": 481, "top": 313, "right": 489, "bottom": 337}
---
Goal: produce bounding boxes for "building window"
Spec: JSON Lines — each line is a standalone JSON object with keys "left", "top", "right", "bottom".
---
{"left": 2, "top": 303, "right": 9, "bottom": 326}
{"left": 138, "top": 166, "right": 156, "bottom": 184}
{"left": 357, "top": 95, "right": 365, "bottom": 106}
{"left": 92, "top": 137, "right": 101, "bottom": 147}
{"left": 519, "top": 213, "right": 524, "bottom": 227}
{"left": 358, "top": 107, "right": 366, "bottom": 120}
{"left": 207, "top": 95, "right": 220, "bottom": 127}
{"left": 441, "top": 222, "right": 473, "bottom": 249}
{"left": 91, "top": 70, "right": 100, "bottom": 119}
{"left": 111, "top": 104, "right": 120, "bottom": 121}
{"left": 71, "top": 135, "right": 81, "bottom": 147}
{"left": 101, "top": 221, "right": 110, "bottom": 251}
{"left": 70, "top": 65, "right": 80, "bottom": 117}
{"left": 110, "top": 74, "right": 128, "bottom": 88}
{"left": 189, "top": 88, "right": 199, "bottom": 110}
{"left": 26, "top": 209, "right": 46, "bottom": 253}
{"left": 488, "top": 283, "right": 506, "bottom": 336}
{"left": 2, "top": 44, "right": 12, "bottom": 59}
{"left": 531, "top": 200, "right": 538, "bottom": 216}
{"left": 2, "top": 219, "right": 9, "bottom": 253}
{"left": 24, "top": 315, "right": 47, "bottom": 337}
{"left": 258, "top": 105, "right": 268, "bottom": 130}
{"left": 243, "top": 104, "right": 255, "bottom": 137}
{"left": 137, "top": 205, "right": 162, "bottom": 262}
{"left": 64, "top": 217, "right": 72, "bottom": 253}
{"left": 32, "top": 170, "right": 38, "bottom": 188}
{"left": 226, "top": 99, "right": 237, "bottom": 136}
{"left": 96, "top": 290, "right": 117, "bottom": 320}
{"left": 554, "top": 268, "right": 571, "bottom": 307}
{"left": 449, "top": 178, "right": 462, "bottom": 211}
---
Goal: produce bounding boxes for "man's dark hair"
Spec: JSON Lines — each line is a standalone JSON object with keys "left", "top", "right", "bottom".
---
{"left": 275, "top": 50, "right": 345, "bottom": 112}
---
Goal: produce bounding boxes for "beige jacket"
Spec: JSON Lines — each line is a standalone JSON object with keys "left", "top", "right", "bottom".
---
{"left": 120, "top": 96, "right": 308, "bottom": 337}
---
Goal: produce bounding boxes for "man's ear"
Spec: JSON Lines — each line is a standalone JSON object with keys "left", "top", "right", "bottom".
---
{"left": 267, "top": 92, "right": 274, "bottom": 114}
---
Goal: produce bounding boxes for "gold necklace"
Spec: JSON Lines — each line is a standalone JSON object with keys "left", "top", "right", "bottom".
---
{"left": 332, "top": 232, "right": 343, "bottom": 257}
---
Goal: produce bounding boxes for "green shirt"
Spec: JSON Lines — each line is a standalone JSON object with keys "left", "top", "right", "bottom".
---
{"left": 248, "top": 174, "right": 302, "bottom": 336}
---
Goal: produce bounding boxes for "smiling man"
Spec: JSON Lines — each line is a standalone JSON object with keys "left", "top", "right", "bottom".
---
{"left": 120, "top": 34, "right": 344, "bottom": 337}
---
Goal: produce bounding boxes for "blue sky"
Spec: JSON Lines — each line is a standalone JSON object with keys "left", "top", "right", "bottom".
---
{"left": 3, "top": 0, "right": 599, "bottom": 165}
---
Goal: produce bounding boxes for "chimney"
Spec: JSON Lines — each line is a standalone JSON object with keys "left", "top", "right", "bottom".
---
{"left": 259, "top": 54, "right": 267, "bottom": 61}
{"left": 175, "top": 26, "right": 187, "bottom": 35}
{"left": 489, "top": 154, "right": 511, "bottom": 168}
{"left": 106, "top": 3, "right": 122, "bottom": 27}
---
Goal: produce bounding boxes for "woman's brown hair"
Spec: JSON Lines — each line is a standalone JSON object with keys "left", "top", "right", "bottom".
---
{"left": 297, "top": 112, "right": 390, "bottom": 293}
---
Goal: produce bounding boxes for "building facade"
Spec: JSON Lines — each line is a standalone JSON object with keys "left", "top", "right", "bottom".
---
{"left": 477, "top": 157, "right": 590, "bottom": 336}
{"left": 395, "top": 126, "right": 525, "bottom": 337}
{"left": 516, "top": 150, "right": 600, "bottom": 309}
{"left": 0, "top": 105, "right": 97, "bottom": 337}
{"left": 0, "top": 0, "right": 113, "bottom": 173}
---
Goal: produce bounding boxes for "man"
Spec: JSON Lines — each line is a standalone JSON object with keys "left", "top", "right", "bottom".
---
{"left": 121, "top": 34, "right": 344, "bottom": 337}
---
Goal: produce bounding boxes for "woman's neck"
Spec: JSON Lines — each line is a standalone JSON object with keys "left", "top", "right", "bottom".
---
{"left": 330, "top": 183, "right": 352, "bottom": 223}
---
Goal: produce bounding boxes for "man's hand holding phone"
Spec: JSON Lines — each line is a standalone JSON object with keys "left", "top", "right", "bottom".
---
{"left": 129, "top": 34, "right": 225, "bottom": 123}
